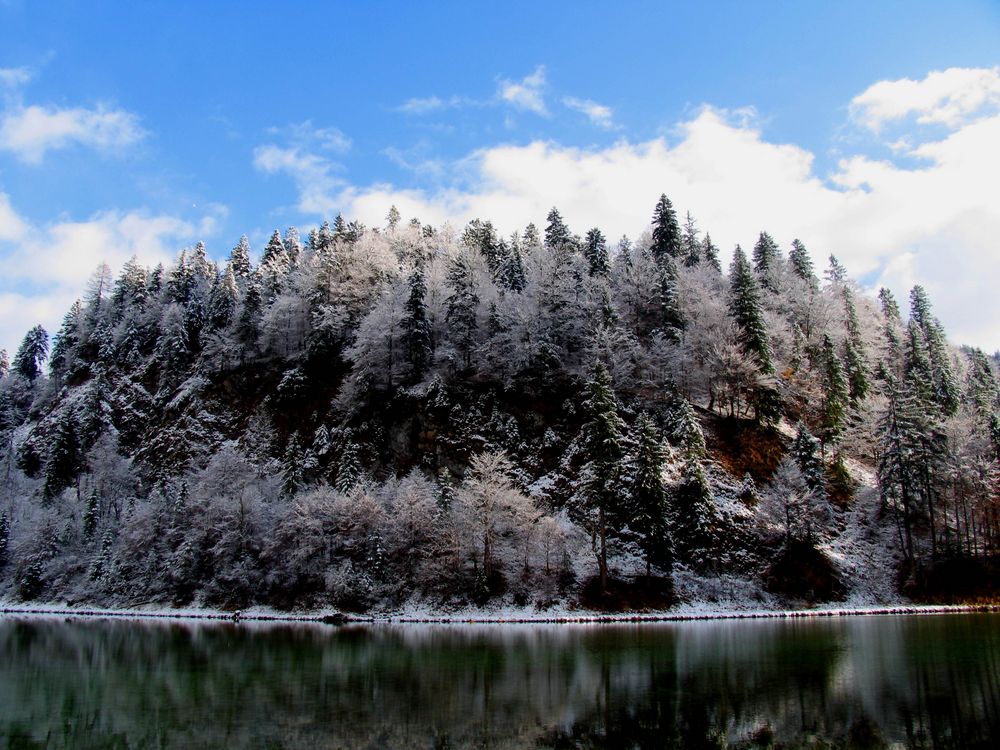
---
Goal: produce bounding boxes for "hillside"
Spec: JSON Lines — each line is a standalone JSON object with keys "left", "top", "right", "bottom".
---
{"left": 0, "top": 196, "right": 998, "bottom": 613}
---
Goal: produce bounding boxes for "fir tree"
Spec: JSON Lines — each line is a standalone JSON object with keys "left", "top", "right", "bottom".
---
{"left": 627, "top": 413, "right": 671, "bottom": 575}
{"left": 650, "top": 194, "right": 681, "bottom": 264}
{"left": 336, "top": 437, "right": 362, "bottom": 493}
{"left": 13, "top": 325, "right": 49, "bottom": 381}
{"left": 583, "top": 227, "right": 610, "bottom": 277}
{"left": 671, "top": 459, "right": 716, "bottom": 570}
{"left": 820, "top": 334, "right": 850, "bottom": 448}
{"left": 402, "top": 266, "right": 432, "bottom": 382}
{"left": 463, "top": 219, "right": 501, "bottom": 276}
{"left": 729, "top": 246, "right": 773, "bottom": 373}
{"left": 0, "top": 349, "right": 8, "bottom": 380}
{"left": 657, "top": 259, "right": 685, "bottom": 342}
{"left": 544, "top": 208, "right": 571, "bottom": 249}
{"left": 0, "top": 511, "right": 9, "bottom": 569}
{"left": 229, "top": 235, "right": 253, "bottom": 281}
{"left": 501, "top": 239, "right": 527, "bottom": 292}
{"left": 43, "top": 411, "right": 82, "bottom": 501}
{"left": 825, "top": 255, "right": 848, "bottom": 284}
{"left": 791, "top": 422, "right": 825, "bottom": 496}
{"left": 281, "top": 433, "right": 305, "bottom": 497}
{"left": 668, "top": 397, "right": 707, "bottom": 460}
{"left": 446, "top": 254, "right": 479, "bottom": 370}
{"left": 909, "top": 286, "right": 960, "bottom": 416}
{"left": 576, "top": 362, "right": 627, "bottom": 591}
{"left": 752, "top": 231, "right": 781, "bottom": 292}
{"left": 681, "top": 211, "right": 700, "bottom": 267}
{"left": 701, "top": 233, "right": 722, "bottom": 273}
{"left": 842, "top": 287, "right": 870, "bottom": 404}
{"left": 83, "top": 489, "right": 99, "bottom": 541}
{"left": 788, "top": 239, "right": 817, "bottom": 289}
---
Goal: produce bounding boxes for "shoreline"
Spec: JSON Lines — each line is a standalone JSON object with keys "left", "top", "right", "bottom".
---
{"left": 2, "top": 601, "right": 998, "bottom": 627}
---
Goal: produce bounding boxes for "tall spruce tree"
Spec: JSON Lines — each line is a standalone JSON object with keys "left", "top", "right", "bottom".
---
{"left": 13, "top": 325, "right": 49, "bottom": 382}
{"left": 752, "top": 231, "right": 781, "bottom": 292}
{"left": 402, "top": 266, "right": 432, "bottom": 382}
{"left": 788, "top": 239, "right": 818, "bottom": 289}
{"left": 820, "top": 334, "right": 850, "bottom": 448}
{"left": 650, "top": 194, "right": 681, "bottom": 265}
{"left": 583, "top": 227, "right": 610, "bottom": 277}
{"left": 627, "top": 412, "right": 671, "bottom": 575}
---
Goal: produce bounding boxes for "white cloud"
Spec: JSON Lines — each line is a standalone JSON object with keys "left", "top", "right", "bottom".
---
{"left": 268, "top": 120, "right": 351, "bottom": 153}
{"left": 0, "top": 199, "right": 221, "bottom": 354}
{"left": 0, "top": 103, "right": 145, "bottom": 163}
{"left": 497, "top": 66, "right": 547, "bottom": 115}
{"left": 850, "top": 66, "right": 1000, "bottom": 132}
{"left": 562, "top": 96, "right": 616, "bottom": 129}
{"left": 0, "top": 66, "right": 32, "bottom": 90}
{"left": 398, "top": 96, "right": 445, "bottom": 114}
{"left": 253, "top": 143, "right": 344, "bottom": 215}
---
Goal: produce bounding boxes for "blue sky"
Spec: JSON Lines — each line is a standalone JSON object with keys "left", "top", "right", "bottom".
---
{"left": 1, "top": 0, "right": 999, "bottom": 353}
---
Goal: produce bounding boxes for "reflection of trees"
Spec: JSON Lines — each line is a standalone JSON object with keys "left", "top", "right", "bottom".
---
{"left": 0, "top": 616, "right": 997, "bottom": 748}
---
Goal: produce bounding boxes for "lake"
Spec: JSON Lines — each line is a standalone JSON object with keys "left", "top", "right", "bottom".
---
{"left": 0, "top": 613, "right": 997, "bottom": 748}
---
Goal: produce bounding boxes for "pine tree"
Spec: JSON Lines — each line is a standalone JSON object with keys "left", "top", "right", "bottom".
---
{"left": 259, "top": 229, "right": 291, "bottom": 300}
{"left": 701, "top": 233, "right": 722, "bottom": 273}
{"left": 402, "top": 266, "right": 432, "bottom": 382}
{"left": 681, "top": 212, "right": 700, "bottom": 267}
{"left": 583, "top": 227, "right": 610, "bottom": 277}
{"left": 825, "top": 255, "right": 848, "bottom": 284}
{"left": 13, "top": 325, "right": 49, "bottom": 381}
{"left": 842, "top": 288, "right": 870, "bottom": 404}
{"left": 671, "top": 459, "right": 716, "bottom": 569}
{"left": 820, "top": 334, "right": 850, "bottom": 448}
{"left": 788, "top": 239, "right": 817, "bottom": 289}
{"left": 650, "top": 194, "right": 681, "bottom": 264}
{"left": 229, "top": 235, "right": 253, "bottom": 281}
{"left": 281, "top": 433, "right": 305, "bottom": 497}
{"left": 284, "top": 226, "right": 302, "bottom": 266}
{"left": 207, "top": 265, "right": 240, "bottom": 330}
{"left": 545, "top": 208, "right": 571, "bottom": 249}
{"left": 791, "top": 422, "right": 825, "bottom": 496}
{"left": 668, "top": 397, "right": 707, "bottom": 460}
{"left": 738, "top": 473, "right": 760, "bottom": 506}
{"left": 627, "top": 412, "right": 671, "bottom": 575}
{"left": 752, "top": 231, "right": 781, "bottom": 292}
{"left": 336, "top": 437, "right": 362, "bottom": 493}
{"left": 463, "top": 219, "right": 501, "bottom": 276}
{"left": 386, "top": 205, "right": 401, "bottom": 230}
{"left": 657, "top": 259, "right": 685, "bottom": 342}
{"left": 909, "top": 286, "right": 959, "bottom": 416}
{"left": 0, "top": 349, "right": 8, "bottom": 380}
{"left": 575, "top": 362, "right": 627, "bottom": 591}
{"left": 43, "top": 410, "right": 81, "bottom": 501}
{"left": 729, "top": 246, "right": 772, "bottom": 373}
{"left": 446, "top": 254, "right": 479, "bottom": 370}
{"left": 0, "top": 511, "right": 9, "bottom": 569}
{"left": 501, "top": 239, "right": 527, "bottom": 292}
{"left": 83, "top": 488, "right": 99, "bottom": 541}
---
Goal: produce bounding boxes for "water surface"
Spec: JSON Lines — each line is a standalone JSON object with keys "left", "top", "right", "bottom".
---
{"left": 1, "top": 613, "right": 997, "bottom": 748}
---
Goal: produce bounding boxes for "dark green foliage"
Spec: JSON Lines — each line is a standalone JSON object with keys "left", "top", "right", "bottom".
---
{"left": 671, "top": 459, "right": 716, "bottom": 570}
{"left": 820, "top": 334, "right": 849, "bottom": 446}
{"left": 910, "top": 285, "right": 959, "bottom": 416}
{"left": 657, "top": 259, "right": 685, "bottom": 341}
{"left": 681, "top": 212, "right": 700, "bottom": 267}
{"left": 626, "top": 413, "right": 671, "bottom": 574}
{"left": 728, "top": 246, "right": 772, "bottom": 373}
{"left": 0, "top": 512, "right": 9, "bottom": 569}
{"left": 701, "top": 233, "right": 721, "bottom": 272}
{"left": 825, "top": 255, "right": 848, "bottom": 284}
{"left": 83, "top": 489, "right": 99, "bottom": 541}
{"left": 752, "top": 231, "right": 781, "bottom": 292}
{"left": 788, "top": 239, "right": 817, "bottom": 288}
{"left": 583, "top": 227, "right": 610, "bottom": 277}
{"left": 13, "top": 325, "right": 49, "bottom": 381}
{"left": 403, "top": 267, "right": 432, "bottom": 382}
{"left": 336, "top": 436, "right": 362, "bottom": 493}
{"left": 446, "top": 254, "right": 479, "bottom": 370}
{"left": 545, "top": 208, "right": 571, "bottom": 249}
{"left": 229, "top": 235, "right": 253, "bottom": 280}
{"left": 650, "top": 194, "right": 681, "bottom": 264}
{"left": 791, "top": 422, "right": 825, "bottom": 496}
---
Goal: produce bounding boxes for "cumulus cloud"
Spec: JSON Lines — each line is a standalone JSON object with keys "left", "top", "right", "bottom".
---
{"left": 497, "top": 66, "right": 547, "bottom": 115}
{"left": 562, "top": 96, "right": 616, "bottom": 129}
{"left": 850, "top": 66, "right": 1000, "bottom": 132}
{"left": 0, "top": 196, "right": 223, "bottom": 353}
{"left": 0, "top": 103, "right": 145, "bottom": 164}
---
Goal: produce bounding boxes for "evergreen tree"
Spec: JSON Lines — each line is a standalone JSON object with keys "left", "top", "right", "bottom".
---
{"left": 728, "top": 246, "right": 773, "bottom": 373}
{"left": 501, "top": 239, "right": 527, "bottom": 292}
{"left": 43, "top": 410, "right": 82, "bottom": 501}
{"left": 0, "top": 349, "right": 8, "bottom": 380}
{"left": 825, "top": 255, "right": 848, "bottom": 284}
{"left": 336, "top": 437, "right": 362, "bottom": 493}
{"left": 463, "top": 219, "right": 501, "bottom": 276}
{"left": 701, "top": 233, "right": 722, "bottom": 273}
{"left": 281, "top": 433, "right": 305, "bottom": 497}
{"left": 544, "top": 208, "right": 571, "bottom": 249}
{"left": 83, "top": 489, "right": 99, "bottom": 541}
{"left": 0, "top": 512, "right": 9, "bottom": 569}
{"left": 575, "top": 362, "right": 627, "bottom": 591}
{"left": 283, "top": 226, "right": 302, "bottom": 266}
{"left": 13, "top": 325, "right": 49, "bottom": 381}
{"left": 788, "top": 239, "right": 817, "bottom": 289}
{"left": 229, "top": 235, "right": 253, "bottom": 281}
{"left": 207, "top": 265, "right": 240, "bottom": 330}
{"left": 842, "top": 288, "right": 870, "bottom": 404}
{"left": 790, "top": 422, "right": 825, "bottom": 496}
{"left": 386, "top": 205, "right": 401, "bottom": 230}
{"left": 752, "top": 231, "right": 781, "bottom": 292}
{"left": 259, "top": 229, "right": 291, "bottom": 300}
{"left": 627, "top": 412, "right": 671, "bottom": 574}
{"left": 657, "top": 259, "right": 685, "bottom": 342}
{"left": 681, "top": 211, "right": 700, "bottom": 267}
{"left": 738, "top": 472, "right": 760, "bottom": 506}
{"left": 402, "top": 266, "right": 432, "bottom": 382}
{"left": 583, "top": 227, "right": 610, "bottom": 277}
{"left": 446, "top": 254, "right": 479, "bottom": 370}
{"left": 820, "top": 334, "right": 850, "bottom": 448}
{"left": 650, "top": 194, "right": 681, "bottom": 264}
{"left": 909, "top": 286, "right": 960, "bottom": 416}
{"left": 668, "top": 397, "right": 707, "bottom": 460}
{"left": 48, "top": 303, "right": 83, "bottom": 379}
{"left": 671, "top": 459, "right": 716, "bottom": 569}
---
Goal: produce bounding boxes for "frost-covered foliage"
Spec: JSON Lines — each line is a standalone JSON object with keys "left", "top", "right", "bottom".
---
{"left": 0, "top": 197, "right": 997, "bottom": 610}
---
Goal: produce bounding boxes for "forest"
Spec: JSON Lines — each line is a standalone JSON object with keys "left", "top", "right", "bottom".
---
{"left": 0, "top": 195, "right": 998, "bottom": 612}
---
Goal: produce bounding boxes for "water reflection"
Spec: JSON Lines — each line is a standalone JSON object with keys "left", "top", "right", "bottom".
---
{"left": 0, "top": 614, "right": 997, "bottom": 748}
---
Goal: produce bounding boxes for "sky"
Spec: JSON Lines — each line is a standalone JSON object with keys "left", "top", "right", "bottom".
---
{"left": 1, "top": 0, "right": 999, "bottom": 355}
